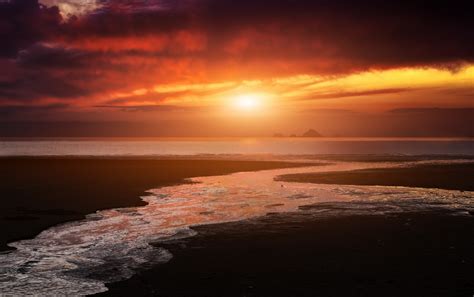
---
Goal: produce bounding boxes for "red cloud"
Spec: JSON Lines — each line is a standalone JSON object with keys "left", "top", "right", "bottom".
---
{"left": 1, "top": 0, "right": 473, "bottom": 134}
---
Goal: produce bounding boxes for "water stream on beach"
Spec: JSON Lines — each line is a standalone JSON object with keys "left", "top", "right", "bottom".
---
{"left": 1, "top": 160, "right": 473, "bottom": 295}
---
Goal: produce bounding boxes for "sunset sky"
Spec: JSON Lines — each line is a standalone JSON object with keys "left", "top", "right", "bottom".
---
{"left": 1, "top": 0, "right": 473, "bottom": 137}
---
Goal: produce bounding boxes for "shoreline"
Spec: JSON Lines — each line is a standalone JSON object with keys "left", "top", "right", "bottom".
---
{"left": 101, "top": 210, "right": 474, "bottom": 297}
{"left": 1, "top": 156, "right": 473, "bottom": 296}
{"left": 276, "top": 162, "right": 474, "bottom": 191}
{"left": 97, "top": 160, "right": 474, "bottom": 296}
{"left": 0, "top": 157, "right": 307, "bottom": 251}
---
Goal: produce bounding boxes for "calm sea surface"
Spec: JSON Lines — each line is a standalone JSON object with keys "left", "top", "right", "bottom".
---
{"left": 0, "top": 138, "right": 472, "bottom": 156}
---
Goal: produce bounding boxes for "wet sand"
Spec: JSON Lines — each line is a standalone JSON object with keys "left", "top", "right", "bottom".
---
{"left": 2, "top": 157, "right": 473, "bottom": 296}
{"left": 295, "top": 154, "right": 474, "bottom": 163}
{"left": 0, "top": 157, "right": 304, "bottom": 251}
{"left": 101, "top": 211, "right": 474, "bottom": 297}
{"left": 276, "top": 163, "right": 474, "bottom": 191}
{"left": 98, "top": 161, "right": 474, "bottom": 297}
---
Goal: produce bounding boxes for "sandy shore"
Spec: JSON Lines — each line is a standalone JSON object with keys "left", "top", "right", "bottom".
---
{"left": 98, "top": 161, "right": 474, "bottom": 297}
{"left": 1, "top": 157, "right": 473, "bottom": 296}
{"left": 101, "top": 211, "right": 474, "bottom": 297}
{"left": 0, "top": 157, "right": 304, "bottom": 251}
{"left": 276, "top": 163, "right": 474, "bottom": 191}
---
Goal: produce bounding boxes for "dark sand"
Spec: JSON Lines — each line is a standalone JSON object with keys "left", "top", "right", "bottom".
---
{"left": 307, "top": 154, "right": 474, "bottom": 162}
{"left": 282, "top": 154, "right": 474, "bottom": 163}
{"left": 101, "top": 211, "right": 474, "bottom": 297}
{"left": 277, "top": 163, "right": 474, "bottom": 191}
{"left": 0, "top": 157, "right": 303, "bottom": 251}
{"left": 3, "top": 157, "right": 473, "bottom": 296}
{"left": 98, "top": 162, "right": 474, "bottom": 297}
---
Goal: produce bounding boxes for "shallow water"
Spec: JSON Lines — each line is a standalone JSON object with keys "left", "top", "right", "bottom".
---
{"left": 1, "top": 160, "right": 473, "bottom": 295}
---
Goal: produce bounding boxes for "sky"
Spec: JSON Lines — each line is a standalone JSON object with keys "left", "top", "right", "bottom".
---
{"left": 0, "top": 0, "right": 473, "bottom": 137}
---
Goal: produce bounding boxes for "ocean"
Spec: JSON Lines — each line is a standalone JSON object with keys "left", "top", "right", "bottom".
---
{"left": 0, "top": 137, "right": 473, "bottom": 156}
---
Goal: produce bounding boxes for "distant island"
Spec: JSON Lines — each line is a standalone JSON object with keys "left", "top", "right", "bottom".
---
{"left": 273, "top": 129, "right": 323, "bottom": 138}
{"left": 301, "top": 129, "right": 322, "bottom": 137}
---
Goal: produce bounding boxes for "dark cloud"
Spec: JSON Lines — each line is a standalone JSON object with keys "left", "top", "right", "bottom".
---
{"left": 197, "top": 0, "right": 474, "bottom": 71}
{"left": 434, "top": 87, "right": 474, "bottom": 99}
{"left": 389, "top": 108, "right": 474, "bottom": 115}
{"left": 17, "top": 43, "right": 89, "bottom": 68}
{"left": 0, "top": 0, "right": 61, "bottom": 57}
{"left": 104, "top": 85, "right": 235, "bottom": 106}
{"left": 1, "top": 0, "right": 473, "bottom": 136}
{"left": 0, "top": 103, "right": 68, "bottom": 117}
{"left": 66, "top": 4, "right": 190, "bottom": 38}
{"left": 299, "top": 107, "right": 474, "bottom": 137}
{"left": 295, "top": 88, "right": 412, "bottom": 101}
{"left": 1, "top": 107, "right": 472, "bottom": 137}
{"left": 5, "top": 0, "right": 474, "bottom": 69}
{"left": 0, "top": 119, "right": 224, "bottom": 137}
{"left": 299, "top": 108, "right": 358, "bottom": 114}
{"left": 0, "top": 71, "right": 90, "bottom": 100}
{"left": 384, "top": 108, "right": 474, "bottom": 137}
{"left": 94, "top": 104, "right": 191, "bottom": 112}
{"left": 0, "top": 121, "right": 167, "bottom": 137}
{"left": 104, "top": 94, "right": 174, "bottom": 105}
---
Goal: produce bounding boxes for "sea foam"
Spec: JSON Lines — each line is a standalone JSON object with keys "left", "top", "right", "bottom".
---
{"left": 1, "top": 160, "right": 473, "bottom": 295}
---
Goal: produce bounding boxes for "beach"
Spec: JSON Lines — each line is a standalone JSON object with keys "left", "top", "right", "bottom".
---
{"left": 102, "top": 211, "right": 474, "bottom": 297}
{"left": 2, "top": 0, "right": 473, "bottom": 295}
{"left": 0, "top": 157, "right": 304, "bottom": 251}
{"left": 277, "top": 162, "right": 474, "bottom": 191}
{"left": 0, "top": 157, "right": 473, "bottom": 296}
{"left": 97, "top": 160, "right": 474, "bottom": 297}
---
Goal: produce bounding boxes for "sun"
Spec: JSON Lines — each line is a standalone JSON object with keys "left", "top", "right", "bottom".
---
{"left": 233, "top": 93, "right": 263, "bottom": 111}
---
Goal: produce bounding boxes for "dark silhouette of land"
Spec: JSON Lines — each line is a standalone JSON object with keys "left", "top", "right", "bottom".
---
{"left": 273, "top": 129, "right": 323, "bottom": 137}
{"left": 301, "top": 129, "right": 322, "bottom": 137}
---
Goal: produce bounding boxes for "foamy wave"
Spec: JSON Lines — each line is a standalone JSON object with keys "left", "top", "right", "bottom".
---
{"left": 1, "top": 160, "right": 473, "bottom": 295}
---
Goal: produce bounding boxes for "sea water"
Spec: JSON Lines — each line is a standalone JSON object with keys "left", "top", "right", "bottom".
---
{"left": 1, "top": 160, "right": 473, "bottom": 295}
{"left": 0, "top": 137, "right": 473, "bottom": 156}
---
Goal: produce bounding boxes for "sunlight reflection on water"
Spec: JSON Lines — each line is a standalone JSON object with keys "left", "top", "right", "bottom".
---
{"left": 1, "top": 138, "right": 473, "bottom": 156}
{"left": 0, "top": 160, "right": 473, "bottom": 295}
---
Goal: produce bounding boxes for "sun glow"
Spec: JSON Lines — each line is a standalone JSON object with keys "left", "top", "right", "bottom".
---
{"left": 233, "top": 93, "right": 263, "bottom": 111}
